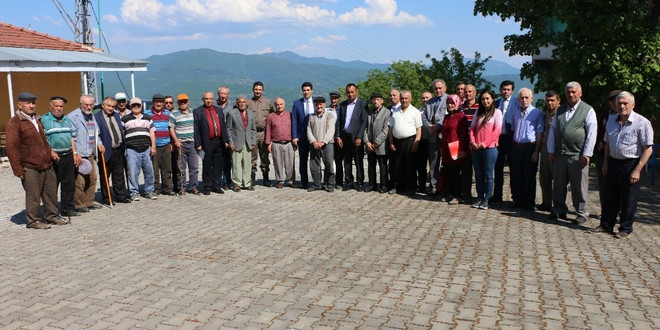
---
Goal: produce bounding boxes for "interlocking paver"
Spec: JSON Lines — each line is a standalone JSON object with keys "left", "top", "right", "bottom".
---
{"left": 0, "top": 163, "right": 658, "bottom": 329}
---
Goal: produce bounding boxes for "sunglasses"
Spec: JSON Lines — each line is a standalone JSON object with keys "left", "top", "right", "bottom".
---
{"left": 164, "top": 101, "right": 174, "bottom": 104}
{"left": 130, "top": 103, "right": 142, "bottom": 108}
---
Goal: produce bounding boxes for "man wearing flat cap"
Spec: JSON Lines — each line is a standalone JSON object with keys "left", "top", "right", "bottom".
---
{"left": 6, "top": 92, "right": 68, "bottom": 228}
{"left": 145, "top": 94, "right": 175, "bottom": 196}
{"left": 307, "top": 96, "right": 336, "bottom": 192}
{"left": 364, "top": 92, "right": 391, "bottom": 193}
{"left": 42, "top": 95, "right": 82, "bottom": 216}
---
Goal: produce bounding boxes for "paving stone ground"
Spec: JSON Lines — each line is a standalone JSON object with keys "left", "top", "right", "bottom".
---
{"left": 0, "top": 159, "right": 658, "bottom": 329}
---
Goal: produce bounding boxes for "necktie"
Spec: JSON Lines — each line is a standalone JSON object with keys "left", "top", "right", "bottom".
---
{"left": 108, "top": 115, "right": 120, "bottom": 146}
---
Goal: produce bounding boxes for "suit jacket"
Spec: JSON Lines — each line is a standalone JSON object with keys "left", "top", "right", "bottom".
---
{"left": 363, "top": 106, "right": 391, "bottom": 156}
{"left": 422, "top": 95, "right": 447, "bottom": 143}
{"left": 291, "top": 97, "right": 313, "bottom": 143}
{"left": 193, "top": 105, "right": 229, "bottom": 152}
{"left": 226, "top": 108, "right": 257, "bottom": 151}
{"left": 494, "top": 96, "right": 520, "bottom": 134}
{"left": 94, "top": 111, "right": 126, "bottom": 161}
{"left": 335, "top": 97, "right": 368, "bottom": 141}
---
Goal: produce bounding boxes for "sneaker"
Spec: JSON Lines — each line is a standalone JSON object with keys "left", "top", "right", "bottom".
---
{"left": 471, "top": 199, "right": 482, "bottom": 208}
{"left": 145, "top": 192, "right": 158, "bottom": 200}
{"left": 131, "top": 194, "right": 140, "bottom": 201}
{"left": 478, "top": 200, "right": 489, "bottom": 210}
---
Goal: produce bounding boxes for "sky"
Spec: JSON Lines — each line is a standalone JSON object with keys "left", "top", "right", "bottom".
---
{"left": 3, "top": 0, "right": 529, "bottom": 68}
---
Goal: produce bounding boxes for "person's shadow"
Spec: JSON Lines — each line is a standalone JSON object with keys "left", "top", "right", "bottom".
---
{"left": 10, "top": 210, "right": 27, "bottom": 226}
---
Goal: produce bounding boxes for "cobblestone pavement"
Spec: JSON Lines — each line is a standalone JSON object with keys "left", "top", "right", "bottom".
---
{"left": 0, "top": 161, "right": 658, "bottom": 329}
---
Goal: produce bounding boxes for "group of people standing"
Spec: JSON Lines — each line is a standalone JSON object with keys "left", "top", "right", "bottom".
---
{"left": 5, "top": 79, "right": 654, "bottom": 238}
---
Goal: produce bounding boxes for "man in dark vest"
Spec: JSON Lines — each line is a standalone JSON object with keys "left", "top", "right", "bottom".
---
{"left": 547, "top": 81, "right": 597, "bottom": 225}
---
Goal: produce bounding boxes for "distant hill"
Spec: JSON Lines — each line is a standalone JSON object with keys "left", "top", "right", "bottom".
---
{"left": 101, "top": 48, "right": 525, "bottom": 108}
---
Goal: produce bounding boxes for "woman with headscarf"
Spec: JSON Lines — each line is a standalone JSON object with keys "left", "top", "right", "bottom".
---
{"left": 440, "top": 94, "right": 470, "bottom": 204}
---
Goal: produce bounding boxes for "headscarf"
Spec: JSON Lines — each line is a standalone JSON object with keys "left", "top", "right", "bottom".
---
{"left": 446, "top": 94, "right": 461, "bottom": 111}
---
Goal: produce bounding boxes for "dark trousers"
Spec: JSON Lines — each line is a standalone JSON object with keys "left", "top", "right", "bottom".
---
{"left": 152, "top": 145, "right": 173, "bottom": 193}
{"left": 391, "top": 135, "right": 417, "bottom": 192}
{"left": 510, "top": 143, "right": 538, "bottom": 207}
{"left": 461, "top": 155, "right": 474, "bottom": 200}
{"left": 600, "top": 157, "right": 641, "bottom": 233}
{"left": 310, "top": 144, "right": 335, "bottom": 188}
{"left": 222, "top": 146, "right": 232, "bottom": 186}
{"left": 53, "top": 152, "right": 76, "bottom": 211}
{"left": 334, "top": 143, "right": 344, "bottom": 187}
{"left": 22, "top": 167, "right": 59, "bottom": 226}
{"left": 445, "top": 164, "right": 463, "bottom": 198}
{"left": 202, "top": 139, "right": 225, "bottom": 191}
{"left": 298, "top": 140, "right": 310, "bottom": 188}
{"left": 493, "top": 134, "right": 512, "bottom": 200}
{"left": 341, "top": 132, "right": 365, "bottom": 186}
{"left": 593, "top": 150, "right": 607, "bottom": 214}
{"left": 98, "top": 147, "right": 127, "bottom": 203}
{"left": 415, "top": 139, "right": 429, "bottom": 190}
{"left": 367, "top": 151, "right": 388, "bottom": 188}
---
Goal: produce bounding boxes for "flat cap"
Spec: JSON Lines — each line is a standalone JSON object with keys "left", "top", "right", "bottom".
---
{"left": 49, "top": 95, "right": 67, "bottom": 103}
{"left": 152, "top": 93, "right": 165, "bottom": 101}
{"left": 18, "top": 92, "right": 37, "bottom": 101}
{"left": 607, "top": 89, "right": 623, "bottom": 101}
{"left": 313, "top": 96, "right": 326, "bottom": 103}
{"left": 370, "top": 92, "right": 384, "bottom": 99}
{"left": 329, "top": 92, "right": 340, "bottom": 98}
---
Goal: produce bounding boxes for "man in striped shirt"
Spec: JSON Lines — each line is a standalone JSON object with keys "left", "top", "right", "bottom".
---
{"left": 170, "top": 93, "right": 200, "bottom": 195}
{"left": 145, "top": 94, "right": 175, "bottom": 196}
{"left": 122, "top": 97, "right": 157, "bottom": 201}
{"left": 41, "top": 96, "right": 81, "bottom": 217}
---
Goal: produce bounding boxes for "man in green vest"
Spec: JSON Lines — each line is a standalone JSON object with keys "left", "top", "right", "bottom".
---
{"left": 547, "top": 82, "right": 598, "bottom": 225}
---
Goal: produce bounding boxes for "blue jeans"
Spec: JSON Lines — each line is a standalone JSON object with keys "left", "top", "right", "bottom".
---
{"left": 126, "top": 148, "right": 155, "bottom": 195}
{"left": 472, "top": 147, "right": 498, "bottom": 201}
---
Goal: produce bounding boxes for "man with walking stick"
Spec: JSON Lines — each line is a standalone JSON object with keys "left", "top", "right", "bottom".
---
{"left": 95, "top": 96, "right": 130, "bottom": 205}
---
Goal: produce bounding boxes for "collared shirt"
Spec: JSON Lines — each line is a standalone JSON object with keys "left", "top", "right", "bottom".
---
{"left": 304, "top": 98, "right": 314, "bottom": 116}
{"left": 389, "top": 105, "right": 422, "bottom": 139}
{"left": 344, "top": 100, "right": 356, "bottom": 131}
{"left": 546, "top": 100, "right": 598, "bottom": 157}
{"left": 247, "top": 97, "right": 273, "bottom": 130}
{"left": 169, "top": 109, "right": 195, "bottom": 143}
{"left": 265, "top": 111, "right": 293, "bottom": 144}
{"left": 144, "top": 108, "right": 172, "bottom": 147}
{"left": 103, "top": 113, "right": 123, "bottom": 148}
{"left": 603, "top": 111, "right": 654, "bottom": 159}
{"left": 512, "top": 105, "right": 544, "bottom": 143}
{"left": 41, "top": 112, "right": 76, "bottom": 153}
{"left": 390, "top": 103, "right": 401, "bottom": 113}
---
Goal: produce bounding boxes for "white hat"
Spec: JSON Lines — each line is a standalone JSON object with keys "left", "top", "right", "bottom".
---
{"left": 78, "top": 158, "right": 93, "bottom": 175}
{"left": 115, "top": 92, "right": 127, "bottom": 101}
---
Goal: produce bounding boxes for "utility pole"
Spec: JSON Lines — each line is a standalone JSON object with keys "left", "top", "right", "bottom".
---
{"left": 76, "top": 0, "right": 97, "bottom": 99}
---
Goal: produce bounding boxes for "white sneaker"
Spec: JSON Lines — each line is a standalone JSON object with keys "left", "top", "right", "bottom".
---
{"left": 131, "top": 194, "right": 140, "bottom": 201}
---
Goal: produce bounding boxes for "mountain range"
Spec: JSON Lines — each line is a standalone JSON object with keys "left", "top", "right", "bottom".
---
{"left": 101, "top": 48, "right": 529, "bottom": 107}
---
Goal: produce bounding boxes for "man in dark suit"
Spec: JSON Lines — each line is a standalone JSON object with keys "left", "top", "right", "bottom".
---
{"left": 291, "top": 82, "right": 315, "bottom": 189}
{"left": 491, "top": 80, "right": 520, "bottom": 204}
{"left": 194, "top": 91, "right": 229, "bottom": 195}
{"left": 95, "top": 96, "right": 130, "bottom": 204}
{"left": 335, "top": 83, "right": 368, "bottom": 191}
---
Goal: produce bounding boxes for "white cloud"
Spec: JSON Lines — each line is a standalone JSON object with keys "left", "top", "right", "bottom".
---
{"left": 112, "top": 30, "right": 209, "bottom": 44}
{"left": 255, "top": 47, "right": 273, "bottom": 54}
{"left": 103, "top": 14, "right": 120, "bottom": 24}
{"left": 221, "top": 30, "right": 269, "bottom": 40}
{"left": 120, "top": 0, "right": 428, "bottom": 27}
{"left": 311, "top": 34, "right": 347, "bottom": 43}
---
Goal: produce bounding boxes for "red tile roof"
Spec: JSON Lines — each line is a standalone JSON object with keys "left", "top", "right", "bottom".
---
{"left": 0, "top": 22, "right": 102, "bottom": 52}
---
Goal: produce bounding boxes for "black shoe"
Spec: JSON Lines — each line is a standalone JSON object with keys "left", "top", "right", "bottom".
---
{"left": 76, "top": 207, "right": 89, "bottom": 213}
{"left": 61, "top": 209, "right": 80, "bottom": 217}
{"left": 222, "top": 184, "right": 229, "bottom": 191}
{"left": 572, "top": 215, "right": 587, "bottom": 225}
{"left": 362, "top": 184, "right": 372, "bottom": 192}
{"left": 202, "top": 190, "right": 211, "bottom": 195}
{"left": 354, "top": 184, "right": 363, "bottom": 192}
{"left": 549, "top": 212, "right": 567, "bottom": 220}
{"left": 489, "top": 196, "right": 503, "bottom": 204}
{"left": 161, "top": 191, "right": 176, "bottom": 196}
{"left": 378, "top": 186, "right": 388, "bottom": 193}
{"left": 307, "top": 186, "right": 321, "bottom": 192}
{"left": 342, "top": 184, "right": 351, "bottom": 191}
{"left": 511, "top": 202, "right": 524, "bottom": 209}
{"left": 213, "top": 188, "right": 225, "bottom": 194}
{"left": 115, "top": 197, "right": 131, "bottom": 203}
{"left": 537, "top": 204, "right": 552, "bottom": 211}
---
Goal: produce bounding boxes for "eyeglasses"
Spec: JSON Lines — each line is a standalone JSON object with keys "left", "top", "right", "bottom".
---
{"left": 130, "top": 104, "right": 142, "bottom": 108}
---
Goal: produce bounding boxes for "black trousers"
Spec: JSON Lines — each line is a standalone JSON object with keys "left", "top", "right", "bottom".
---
{"left": 391, "top": 135, "right": 417, "bottom": 192}
{"left": 202, "top": 139, "right": 225, "bottom": 191}
{"left": 98, "top": 147, "right": 128, "bottom": 203}
{"left": 54, "top": 152, "right": 76, "bottom": 211}
{"left": 600, "top": 157, "right": 641, "bottom": 233}
{"left": 445, "top": 164, "right": 463, "bottom": 199}
{"left": 510, "top": 143, "right": 538, "bottom": 207}
{"left": 460, "top": 155, "right": 474, "bottom": 200}
{"left": 341, "top": 131, "right": 365, "bottom": 186}
{"left": 334, "top": 143, "right": 344, "bottom": 186}
{"left": 367, "top": 151, "right": 388, "bottom": 188}
{"left": 415, "top": 139, "right": 429, "bottom": 189}
{"left": 493, "top": 134, "right": 512, "bottom": 200}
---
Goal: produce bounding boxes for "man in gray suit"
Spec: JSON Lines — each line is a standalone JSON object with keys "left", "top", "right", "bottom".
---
{"left": 227, "top": 96, "right": 257, "bottom": 192}
{"left": 335, "top": 83, "right": 368, "bottom": 191}
{"left": 364, "top": 92, "right": 391, "bottom": 193}
{"left": 422, "top": 79, "right": 448, "bottom": 194}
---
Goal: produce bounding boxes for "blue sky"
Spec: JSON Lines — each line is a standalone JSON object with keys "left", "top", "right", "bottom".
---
{"left": 4, "top": 0, "right": 529, "bottom": 68}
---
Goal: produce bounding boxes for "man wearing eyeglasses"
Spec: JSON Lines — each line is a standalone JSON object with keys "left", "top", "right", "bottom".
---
{"left": 145, "top": 94, "right": 175, "bottom": 196}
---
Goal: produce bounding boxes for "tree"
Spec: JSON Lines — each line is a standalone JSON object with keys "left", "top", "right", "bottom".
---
{"left": 356, "top": 48, "right": 494, "bottom": 108}
{"left": 474, "top": 0, "right": 660, "bottom": 117}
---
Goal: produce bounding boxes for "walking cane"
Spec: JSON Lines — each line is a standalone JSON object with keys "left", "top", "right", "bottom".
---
{"left": 100, "top": 151, "right": 113, "bottom": 209}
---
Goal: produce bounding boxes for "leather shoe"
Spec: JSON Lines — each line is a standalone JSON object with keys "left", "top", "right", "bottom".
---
{"left": 201, "top": 190, "right": 211, "bottom": 195}
{"left": 77, "top": 207, "right": 89, "bottom": 213}
{"left": 243, "top": 186, "right": 255, "bottom": 191}
{"left": 47, "top": 216, "right": 69, "bottom": 225}
{"left": 588, "top": 226, "right": 613, "bottom": 234}
{"left": 549, "top": 212, "right": 567, "bottom": 220}
{"left": 342, "top": 184, "right": 351, "bottom": 191}
{"left": 572, "top": 215, "right": 587, "bottom": 225}
{"left": 615, "top": 231, "right": 631, "bottom": 239}
{"left": 276, "top": 182, "right": 284, "bottom": 189}
{"left": 213, "top": 188, "right": 225, "bottom": 194}
{"left": 537, "top": 204, "right": 552, "bottom": 211}
{"left": 190, "top": 188, "right": 202, "bottom": 195}
{"left": 60, "top": 209, "right": 80, "bottom": 216}
{"left": 287, "top": 182, "right": 297, "bottom": 188}
{"left": 115, "top": 197, "right": 131, "bottom": 203}
{"left": 162, "top": 191, "right": 176, "bottom": 196}
{"left": 27, "top": 221, "right": 51, "bottom": 229}
{"left": 263, "top": 180, "right": 272, "bottom": 187}
{"left": 232, "top": 185, "right": 241, "bottom": 192}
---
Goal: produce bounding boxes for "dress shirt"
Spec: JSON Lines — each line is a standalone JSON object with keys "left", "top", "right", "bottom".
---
{"left": 304, "top": 98, "right": 314, "bottom": 116}
{"left": 546, "top": 100, "right": 598, "bottom": 156}
{"left": 603, "top": 111, "right": 654, "bottom": 159}
{"left": 512, "top": 105, "right": 544, "bottom": 143}
{"left": 104, "top": 113, "right": 123, "bottom": 148}
{"left": 265, "top": 111, "right": 293, "bottom": 144}
{"left": 389, "top": 105, "right": 422, "bottom": 139}
{"left": 344, "top": 100, "right": 356, "bottom": 131}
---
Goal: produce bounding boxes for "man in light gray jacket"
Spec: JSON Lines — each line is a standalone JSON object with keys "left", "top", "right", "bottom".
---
{"left": 307, "top": 96, "right": 336, "bottom": 192}
{"left": 227, "top": 96, "right": 257, "bottom": 191}
{"left": 364, "top": 92, "right": 391, "bottom": 193}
